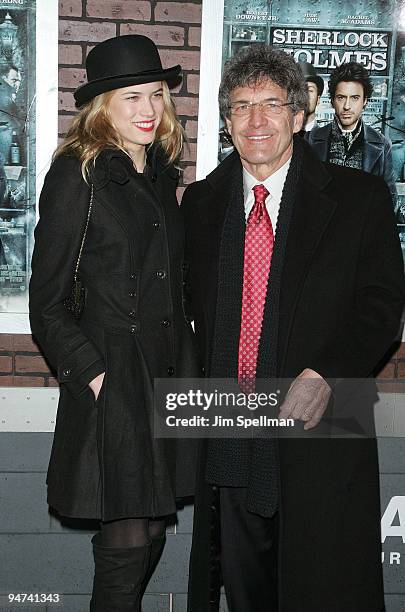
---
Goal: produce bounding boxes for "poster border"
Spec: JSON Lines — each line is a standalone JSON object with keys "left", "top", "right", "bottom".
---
{"left": 196, "top": 0, "right": 224, "bottom": 181}
{"left": 0, "top": 0, "right": 58, "bottom": 334}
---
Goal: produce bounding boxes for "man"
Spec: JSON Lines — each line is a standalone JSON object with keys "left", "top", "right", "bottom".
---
{"left": 0, "top": 64, "right": 23, "bottom": 164}
{"left": 308, "top": 61, "right": 397, "bottom": 203}
{"left": 182, "top": 45, "right": 404, "bottom": 612}
{"left": 298, "top": 60, "right": 324, "bottom": 132}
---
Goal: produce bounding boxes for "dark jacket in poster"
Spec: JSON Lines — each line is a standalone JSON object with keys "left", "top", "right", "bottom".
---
{"left": 29, "top": 148, "right": 198, "bottom": 521}
{"left": 308, "top": 121, "right": 397, "bottom": 205}
{"left": 182, "top": 140, "right": 405, "bottom": 612}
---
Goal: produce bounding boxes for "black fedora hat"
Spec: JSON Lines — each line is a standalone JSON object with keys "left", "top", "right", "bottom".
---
{"left": 74, "top": 35, "right": 181, "bottom": 107}
{"left": 298, "top": 61, "right": 324, "bottom": 96}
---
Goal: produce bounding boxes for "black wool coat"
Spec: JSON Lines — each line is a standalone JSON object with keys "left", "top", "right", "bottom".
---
{"left": 182, "top": 141, "right": 405, "bottom": 612}
{"left": 30, "top": 147, "right": 199, "bottom": 521}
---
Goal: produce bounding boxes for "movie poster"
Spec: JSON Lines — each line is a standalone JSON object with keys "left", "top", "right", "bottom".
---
{"left": 0, "top": 0, "right": 57, "bottom": 333}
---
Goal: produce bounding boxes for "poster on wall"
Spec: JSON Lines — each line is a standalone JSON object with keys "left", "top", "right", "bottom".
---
{"left": 0, "top": 0, "right": 57, "bottom": 333}
{"left": 197, "top": 0, "right": 405, "bottom": 264}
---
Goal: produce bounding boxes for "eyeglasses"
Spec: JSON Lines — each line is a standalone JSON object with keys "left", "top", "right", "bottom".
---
{"left": 229, "top": 100, "right": 294, "bottom": 116}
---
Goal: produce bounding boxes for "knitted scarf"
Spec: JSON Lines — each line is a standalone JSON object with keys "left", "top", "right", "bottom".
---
{"left": 206, "top": 136, "right": 304, "bottom": 517}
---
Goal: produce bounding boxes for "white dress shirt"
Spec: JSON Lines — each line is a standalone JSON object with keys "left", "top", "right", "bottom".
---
{"left": 243, "top": 157, "right": 291, "bottom": 232}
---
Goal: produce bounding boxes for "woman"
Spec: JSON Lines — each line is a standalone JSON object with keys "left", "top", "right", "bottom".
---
{"left": 29, "top": 35, "right": 198, "bottom": 611}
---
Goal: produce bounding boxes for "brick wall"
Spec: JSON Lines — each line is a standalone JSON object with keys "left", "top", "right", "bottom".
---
{"left": 0, "top": 0, "right": 202, "bottom": 387}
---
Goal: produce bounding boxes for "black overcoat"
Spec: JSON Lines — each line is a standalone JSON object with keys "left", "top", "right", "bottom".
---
{"left": 29, "top": 147, "right": 199, "bottom": 521}
{"left": 182, "top": 141, "right": 405, "bottom": 612}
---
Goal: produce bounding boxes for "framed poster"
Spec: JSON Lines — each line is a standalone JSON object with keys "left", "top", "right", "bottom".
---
{"left": 0, "top": 0, "right": 58, "bottom": 333}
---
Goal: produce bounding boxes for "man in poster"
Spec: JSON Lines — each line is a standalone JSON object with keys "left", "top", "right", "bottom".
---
{"left": 182, "top": 45, "right": 404, "bottom": 611}
{"left": 298, "top": 61, "right": 324, "bottom": 133}
{"left": 308, "top": 61, "right": 397, "bottom": 204}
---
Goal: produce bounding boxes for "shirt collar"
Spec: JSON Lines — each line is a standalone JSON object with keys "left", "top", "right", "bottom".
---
{"left": 243, "top": 156, "right": 291, "bottom": 203}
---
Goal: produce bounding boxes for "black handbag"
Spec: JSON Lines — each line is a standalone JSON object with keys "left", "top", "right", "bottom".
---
{"left": 63, "top": 183, "right": 94, "bottom": 320}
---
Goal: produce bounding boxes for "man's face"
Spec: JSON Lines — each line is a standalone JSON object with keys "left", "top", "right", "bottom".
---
{"left": 307, "top": 82, "right": 320, "bottom": 115}
{"left": 225, "top": 78, "right": 304, "bottom": 180}
{"left": 4, "top": 69, "right": 21, "bottom": 92}
{"left": 332, "top": 81, "right": 366, "bottom": 131}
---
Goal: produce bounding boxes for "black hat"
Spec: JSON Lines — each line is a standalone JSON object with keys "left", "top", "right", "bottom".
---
{"left": 298, "top": 61, "right": 324, "bottom": 97}
{"left": 74, "top": 35, "right": 181, "bottom": 107}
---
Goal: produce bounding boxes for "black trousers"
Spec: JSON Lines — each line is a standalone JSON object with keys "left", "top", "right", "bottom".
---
{"left": 219, "top": 487, "right": 279, "bottom": 612}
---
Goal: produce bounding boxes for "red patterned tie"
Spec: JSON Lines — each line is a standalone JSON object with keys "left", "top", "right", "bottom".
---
{"left": 238, "top": 184, "right": 274, "bottom": 393}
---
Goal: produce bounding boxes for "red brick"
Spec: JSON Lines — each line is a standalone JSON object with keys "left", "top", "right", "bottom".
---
{"left": 173, "top": 96, "right": 198, "bottom": 117}
{"left": 59, "top": 43, "right": 82, "bottom": 65}
{"left": 13, "top": 376, "right": 46, "bottom": 387}
{"left": 59, "top": 67, "right": 86, "bottom": 89}
{"left": 0, "top": 356, "right": 12, "bottom": 373}
{"left": 188, "top": 26, "right": 201, "bottom": 47}
{"left": 15, "top": 355, "right": 51, "bottom": 375}
{"left": 155, "top": 3, "right": 202, "bottom": 24}
{"left": 13, "top": 335, "right": 40, "bottom": 352}
{"left": 87, "top": 0, "right": 151, "bottom": 20}
{"left": 59, "top": 90, "right": 76, "bottom": 112}
{"left": 59, "top": 20, "right": 116, "bottom": 43}
{"left": 377, "top": 361, "right": 396, "bottom": 379}
{"left": 187, "top": 74, "right": 199, "bottom": 95}
{"left": 0, "top": 334, "right": 13, "bottom": 351}
{"left": 0, "top": 375, "right": 13, "bottom": 385}
{"left": 120, "top": 23, "right": 184, "bottom": 46}
{"left": 159, "top": 49, "right": 200, "bottom": 72}
{"left": 181, "top": 142, "right": 197, "bottom": 162}
{"left": 47, "top": 377, "right": 60, "bottom": 388}
{"left": 397, "top": 361, "right": 405, "bottom": 379}
{"left": 182, "top": 165, "right": 196, "bottom": 185}
{"left": 185, "top": 119, "right": 198, "bottom": 139}
{"left": 59, "top": 0, "right": 82, "bottom": 16}
{"left": 58, "top": 114, "right": 75, "bottom": 136}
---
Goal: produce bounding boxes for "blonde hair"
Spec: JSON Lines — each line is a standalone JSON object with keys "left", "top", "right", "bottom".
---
{"left": 55, "top": 81, "right": 185, "bottom": 180}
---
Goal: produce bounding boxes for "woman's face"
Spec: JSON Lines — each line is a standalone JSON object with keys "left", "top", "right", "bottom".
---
{"left": 108, "top": 81, "right": 165, "bottom": 155}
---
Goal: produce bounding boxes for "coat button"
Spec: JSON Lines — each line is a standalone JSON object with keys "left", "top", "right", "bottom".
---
{"left": 156, "top": 270, "right": 166, "bottom": 279}
{"left": 130, "top": 324, "right": 138, "bottom": 333}
{"left": 151, "top": 174, "right": 157, "bottom": 183}
{"left": 129, "top": 310, "right": 136, "bottom": 318}
{"left": 62, "top": 368, "right": 71, "bottom": 377}
{"left": 161, "top": 319, "right": 171, "bottom": 327}
{"left": 130, "top": 273, "right": 137, "bottom": 280}
{"left": 153, "top": 221, "right": 160, "bottom": 229}
{"left": 167, "top": 366, "right": 174, "bottom": 376}
{"left": 129, "top": 291, "right": 136, "bottom": 298}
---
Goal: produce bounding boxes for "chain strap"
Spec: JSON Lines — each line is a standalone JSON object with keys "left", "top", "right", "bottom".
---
{"left": 73, "top": 183, "right": 94, "bottom": 281}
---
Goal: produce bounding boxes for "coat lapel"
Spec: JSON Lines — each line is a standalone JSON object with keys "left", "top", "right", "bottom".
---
{"left": 278, "top": 148, "right": 338, "bottom": 374}
{"left": 362, "top": 124, "right": 383, "bottom": 174}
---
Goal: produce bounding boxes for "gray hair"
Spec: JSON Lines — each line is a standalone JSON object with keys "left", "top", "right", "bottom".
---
{"left": 219, "top": 45, "right": 308, "bottom": 119}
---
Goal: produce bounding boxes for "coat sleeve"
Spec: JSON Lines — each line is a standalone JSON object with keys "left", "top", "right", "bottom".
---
{"left": 29, "top": 156, "right": 105, "bottom": 398}
{"left": 308, "top": 178, "right": 405, "bottom": 379}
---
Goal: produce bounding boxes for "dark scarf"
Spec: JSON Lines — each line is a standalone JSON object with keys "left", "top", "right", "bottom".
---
{"left": 206, "top": 137, "right": 304, "bottom": 517}
{"left": 329, "top": 117, "right": 363, "bottom": 170}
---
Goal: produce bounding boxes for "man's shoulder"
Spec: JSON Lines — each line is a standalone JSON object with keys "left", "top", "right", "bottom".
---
{"left": 308, "top": 122, "right": 331, "bottom": 141}
{"left": 363, "top": 123, "right": 390, "bottom": 146}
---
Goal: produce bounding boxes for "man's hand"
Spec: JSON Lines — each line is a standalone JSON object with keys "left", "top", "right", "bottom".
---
{"left": 278, "top": 368, "right": 331, "bottom": 430}
{"left": 89, "top": 372, "right": 105, "bottom": 401}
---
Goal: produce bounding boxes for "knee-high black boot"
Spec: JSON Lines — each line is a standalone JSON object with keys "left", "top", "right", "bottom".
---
{"left": 141, "top": 534, "right": 166, "bottom": 595}
{"left": 90, "top": 534, "right": 151, "bottom": 612}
